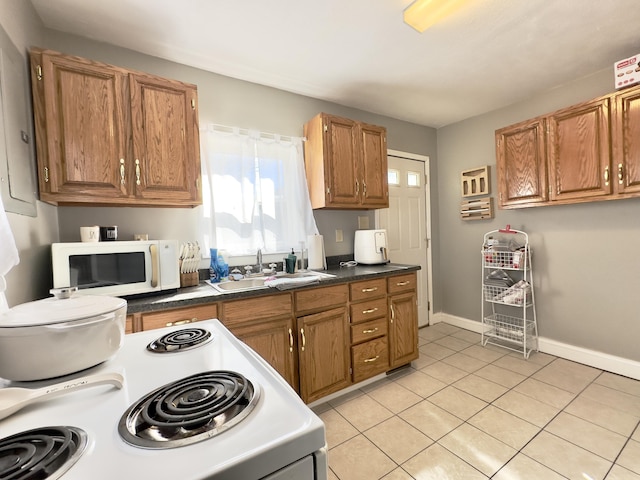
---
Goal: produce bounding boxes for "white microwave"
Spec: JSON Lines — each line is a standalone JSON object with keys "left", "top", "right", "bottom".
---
{"left": 52, "top": 240, "right": 180, "bottom": 298}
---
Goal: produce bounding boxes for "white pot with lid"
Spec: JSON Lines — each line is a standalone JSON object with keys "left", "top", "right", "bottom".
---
{"left": 0, "top": 288, "right": 127, "bottom": 381}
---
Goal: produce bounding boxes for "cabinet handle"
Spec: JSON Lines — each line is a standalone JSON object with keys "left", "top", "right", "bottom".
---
{"left": 363, "top": 355, "right": 379, "bottom": 363}
{"left": 362, "top": 181, "right": 367, "bottom": 194}
{"left": 288, "top": 328, "right": 294, "bottom": 353}
{"left": 361, "top": 287, "right": 378, "bottom": 293}
{"left": 390, "top": 304, "right": 395, "bottom": 323}
{"left": 396, "top": 281, "right": 410, "bottom": 286}
{"left": 362, "top": 307, "right": 378, "bottom": 315}
{"left": 604, "top": 166, "right": 610, "bottom": 186}
{"left": 300, "top": 328, "right": 306, "bottom": 352}
{"left": 119, "top": 159, "right": 125, "bottom": 184}
{"left": 355, "top": 180, "right": 359, "bottom": 195}
{"left": 135, "top": 159, "right": 141, "bottom": 186}
{"left": 166, "top": 318, "right": 195, "bottom": 327}
{"left": 618, "top": 163, "right": 624, "bottom": 185}
{"left": 362, "top": 327, "right": 379, "bottom": 334}
{"left": 43, "top": 166, "right": 49, "bottom": 183}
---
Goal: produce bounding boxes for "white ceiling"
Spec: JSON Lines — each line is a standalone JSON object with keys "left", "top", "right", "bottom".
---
{"left": 30, "top": 0, "right": 640, "bottom": 128}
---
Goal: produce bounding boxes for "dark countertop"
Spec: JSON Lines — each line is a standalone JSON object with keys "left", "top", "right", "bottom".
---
{"left": 126, "top": 263, "right": 420, "bottom": 314}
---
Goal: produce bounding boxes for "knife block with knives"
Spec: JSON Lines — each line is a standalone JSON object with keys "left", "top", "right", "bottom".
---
{"left": 179, "top": 242, "right": 201, "bottom": 288}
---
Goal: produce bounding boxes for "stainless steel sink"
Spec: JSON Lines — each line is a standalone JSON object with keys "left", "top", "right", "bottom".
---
{"left": 207, "top": 271, "right": 335, "bottom": 294}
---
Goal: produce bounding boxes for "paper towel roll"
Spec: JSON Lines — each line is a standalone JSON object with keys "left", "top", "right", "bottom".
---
{"left": 307, "top": 235, "right": 326, "bottom": 270}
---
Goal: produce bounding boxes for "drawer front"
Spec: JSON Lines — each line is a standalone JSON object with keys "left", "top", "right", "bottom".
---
{"left": 387, "top": 272, "right": 417, "bottom": 294}
{"left": 351, "top": 336, "right": 389, "bottom": 383}
{"left": 222, "top": 293, "right": 292, "bottom": 325}
{"left": 350, "top": 297, "right": 387, "bottom": 324}
{"left": 351, "top": 317, "right": 387, "bottom": 344}
{"left": 294, "top": 284, "right": 349, "bottom": 314}
{"left": 141, "top": 303, "right": 219, "bottom": 331}
{"left": 350, "top": 278, "right": 386, "bottom": 302}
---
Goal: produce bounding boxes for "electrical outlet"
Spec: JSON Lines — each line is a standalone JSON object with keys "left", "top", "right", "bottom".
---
{"left": 335, "top": 229, "right": 343, "bottom": 242}
{"left": 358, "top": 216, "right": 370, "bottom": 229}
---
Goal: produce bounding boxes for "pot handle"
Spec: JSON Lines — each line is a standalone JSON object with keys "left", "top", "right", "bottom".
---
{"left": 47, "top": 315, "right": 118, "bottom": 329}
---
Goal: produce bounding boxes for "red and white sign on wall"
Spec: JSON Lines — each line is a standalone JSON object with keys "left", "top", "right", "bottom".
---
{"left": 614, "top": 53, "right": 640, "bottom": 89}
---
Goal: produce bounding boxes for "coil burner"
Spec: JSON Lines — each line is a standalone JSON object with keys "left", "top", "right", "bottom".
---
{"left": 118, "top": 371, "right": 260, "bottom": 449}
{"left": 146, "top": 327, "right": 212, "bottom": 353}
{"left": 0, "top": 426, "right": 87, "bottom": 480}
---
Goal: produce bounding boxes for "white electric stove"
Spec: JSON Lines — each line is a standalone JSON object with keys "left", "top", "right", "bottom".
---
{"left": 0, "top": 319, "right": 328, "bottom": 479}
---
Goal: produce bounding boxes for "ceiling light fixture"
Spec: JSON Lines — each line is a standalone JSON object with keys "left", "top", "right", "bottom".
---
{"left": 403, "top": 0, "right": 469, "bottom": 33}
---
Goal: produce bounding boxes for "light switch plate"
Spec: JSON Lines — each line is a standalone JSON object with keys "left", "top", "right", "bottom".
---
{"left": 335, "top": 229, "right": 343, "bottom": 242}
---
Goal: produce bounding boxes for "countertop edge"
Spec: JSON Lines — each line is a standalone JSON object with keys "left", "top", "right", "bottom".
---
{"left": 126, "top": 264, "right": 420, "bottom": 314}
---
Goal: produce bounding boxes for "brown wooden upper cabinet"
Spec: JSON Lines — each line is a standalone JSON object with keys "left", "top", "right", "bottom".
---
{"left": 495, "top": 84, "right": 640, "bottom": 209}
{"left": 29, "top": 48, "right": 202, "bottom": 207}
{"left": 303, "top": 113, "right": 388, "bottom": 209}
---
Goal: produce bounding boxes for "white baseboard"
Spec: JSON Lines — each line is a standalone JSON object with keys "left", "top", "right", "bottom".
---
{"left": 433, "top": 313, "right": 640, "bottom": 381}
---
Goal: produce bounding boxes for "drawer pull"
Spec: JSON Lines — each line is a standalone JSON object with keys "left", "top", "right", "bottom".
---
{"left": 362, "top": 327, "right": 379, "bottom": 334}
{"left": 300, "top": 328, "right": 306, "bottom": 352}
{"left": 396, "top": 281, "right": 410, "bottom": 286}
{"left": 166, "top": 318, "right": 196, "bottom": 327}
{"left": 363, "top": 355, "right": 380, "bottom": 363}
{"left": 362, "top": 307, "right": 378, "bottom": 315}
{"left": 288, "top": 328, "right": 294, "bottom": 353}
{"left": 361, "top": 287, "right": 378, "bottom": 293}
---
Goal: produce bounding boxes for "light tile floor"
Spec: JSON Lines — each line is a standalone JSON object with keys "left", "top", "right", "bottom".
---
{"left": 312, "top": 323, "right": 640, "bottom": 480}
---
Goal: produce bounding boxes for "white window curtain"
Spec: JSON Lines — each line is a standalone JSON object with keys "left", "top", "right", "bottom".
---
{"left": 200, "top": 124, "right": 319, "bottom": 256}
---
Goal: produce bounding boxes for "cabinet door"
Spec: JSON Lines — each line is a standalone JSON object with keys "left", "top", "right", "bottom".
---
{"left": 389, "top": 291, "right": 418, "bottom": 368}
{"left": 547, "top": 98, "right": 611, "bottom": 201}
{"left": 297, "top": 306, "right": 351, "bottom": 403}
{"left": 228, "top": 317, "right": 298, "bottom": 392}
{"left": 129, "top": 72, "right": 201, "bottom": 205}
{"left": 35, "top": 51, "right": 128, "bottom": 202}
{"left": 360, "top": 123, "right": 388, "bottom": 207}
{"left": 613, "top": 87, "right": 640, "bottom": 195}
{"left": 324, "top": 115, "right": 361, "bottom": 207}
{"left": 495, "top": 118, "right": 548, "bottom": 207}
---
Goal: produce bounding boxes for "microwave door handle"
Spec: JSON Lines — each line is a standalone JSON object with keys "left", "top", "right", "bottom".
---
{"left": 149, "top": 244, "right": 159, "bottom": 288}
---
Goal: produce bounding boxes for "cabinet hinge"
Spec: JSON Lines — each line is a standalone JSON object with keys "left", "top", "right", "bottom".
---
{"left": 43, "top": 166, "right": 49, "bottom": 183}
{"left": 349, "top": 367, "right": 352, "bottom": 375}
{"left": 36, "top": 65, "right": 42, "bottom": 81}
{"left": 191, "top": 99, "right": 195, "bottom": 110}
{"left": 326, "top": 187, "right": 330, "bottom": 195}
{"left": 323, "top": 124, "right": 328, "bottom": 132}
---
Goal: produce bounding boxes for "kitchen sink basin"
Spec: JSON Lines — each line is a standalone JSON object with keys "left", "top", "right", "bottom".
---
{"left": 207, "top": 271, "right": 335, "bottom": 294}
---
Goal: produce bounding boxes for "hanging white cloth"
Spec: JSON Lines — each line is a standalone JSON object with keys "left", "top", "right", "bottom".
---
{"left": 0, "top": 193, "right": 19, "bottom": 312}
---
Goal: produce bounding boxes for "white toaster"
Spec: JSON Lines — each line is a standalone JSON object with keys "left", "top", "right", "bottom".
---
{"left": 354, "top": 229, "right": 390, "bottom": 265}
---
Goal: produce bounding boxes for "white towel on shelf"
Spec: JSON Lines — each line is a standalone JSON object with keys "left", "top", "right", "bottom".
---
{"left": 0, "top": 193, "right": 20, "bottom": 312}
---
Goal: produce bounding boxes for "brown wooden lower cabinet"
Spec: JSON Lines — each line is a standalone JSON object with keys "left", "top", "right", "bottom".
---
{"left": 389, "top": 290, "right": 419, "bottom": 368}
{"left": 126, "top": 271, "right": 419, "bottom": 403}
{"left": 297, "top": 306, "right": 351, "bottom": 403}
{"left": 226, "top": 316, "right": 298, "bottom": 391}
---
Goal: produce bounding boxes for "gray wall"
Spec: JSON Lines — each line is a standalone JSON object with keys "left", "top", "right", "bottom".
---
{"left": 0, "top": 0, "right": 59, "bottom": 307}
{"left": 437, "top": 69, "right": 640, "bottom": 362}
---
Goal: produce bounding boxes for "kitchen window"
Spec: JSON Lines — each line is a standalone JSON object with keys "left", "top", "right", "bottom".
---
{"left": 200, "top": 125, "right": 319, "bottom": 257}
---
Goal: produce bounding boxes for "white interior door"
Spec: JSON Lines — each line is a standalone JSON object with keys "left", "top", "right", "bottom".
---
{"left": 377, "top": 151, "right": 432, "bottom": 327}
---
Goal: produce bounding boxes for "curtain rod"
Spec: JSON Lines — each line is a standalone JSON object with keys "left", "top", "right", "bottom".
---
{"left": 202, "top": 123, "right": 306, "bottom": 142}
